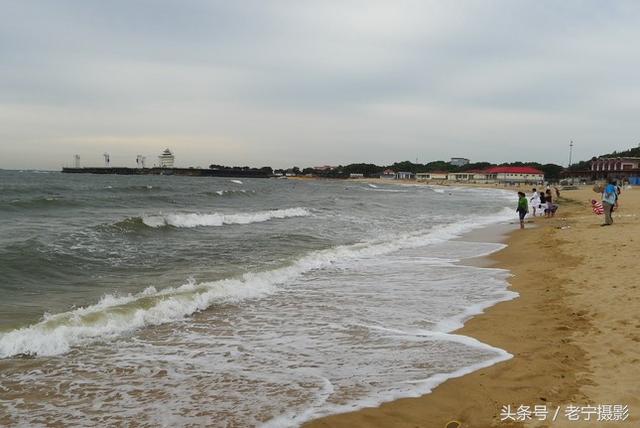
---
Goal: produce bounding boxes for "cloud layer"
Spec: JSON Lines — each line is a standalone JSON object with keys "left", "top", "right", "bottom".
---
{"left": 2, "top": 0, "right": 640, "bottom": 169}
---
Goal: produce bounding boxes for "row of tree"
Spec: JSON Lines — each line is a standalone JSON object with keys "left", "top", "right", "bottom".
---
{"left": 210, "top": 146, "right": 639, "bottom": 181}
{"left": 278, "top": 161, "right": 565, "bottom": 181}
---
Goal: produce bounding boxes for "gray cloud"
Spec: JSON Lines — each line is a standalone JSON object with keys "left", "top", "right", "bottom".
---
{"left": 2, "top": 0, "right": 640, "bottom": 169}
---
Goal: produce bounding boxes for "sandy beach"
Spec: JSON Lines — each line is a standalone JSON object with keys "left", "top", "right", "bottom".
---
{"left": 307, "top": 185, "right": 639, "bottom": 427}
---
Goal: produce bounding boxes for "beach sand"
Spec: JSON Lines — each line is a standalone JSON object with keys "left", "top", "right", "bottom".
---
{"left": 306, "top": 186, "right": 639, "bottom": 427}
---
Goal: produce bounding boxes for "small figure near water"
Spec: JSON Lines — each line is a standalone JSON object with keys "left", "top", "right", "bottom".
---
{"left": 516, "top": 191, "right": 529, "bottom": 229}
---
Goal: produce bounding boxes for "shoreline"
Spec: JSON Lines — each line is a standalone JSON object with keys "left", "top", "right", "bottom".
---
{"left": 307, "top": 186, "right": 639, "bottom": 427}
{"left": 302, "top": 218, "right": 529, "bottom": 427}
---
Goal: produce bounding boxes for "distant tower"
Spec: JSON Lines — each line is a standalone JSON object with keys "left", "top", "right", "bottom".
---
{"left": 73, "top": 154, "right": 80, "bottom": 168}
{"left": 568, "top": 141, "right": 574, "bottom": 167}
{"left": 103, "top": 153, "right": 110, "bottom": 167}
{"left": 158, "top": 148, "right": 175, "bottom": 168}
{"left": 136, "top": 154, "right": 144, "bottom": 168}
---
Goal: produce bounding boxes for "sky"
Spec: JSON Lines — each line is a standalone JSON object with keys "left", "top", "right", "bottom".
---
{"left": 2, "top": 0, "right": 640, "bottom": 170}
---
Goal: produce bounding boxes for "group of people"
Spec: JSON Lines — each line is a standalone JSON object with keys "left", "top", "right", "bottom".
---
{"left": 516, "top": 186, "right": 560, "bottom": 229}
{"left": 515, "top": 180, "right": 622, "bottom": 229}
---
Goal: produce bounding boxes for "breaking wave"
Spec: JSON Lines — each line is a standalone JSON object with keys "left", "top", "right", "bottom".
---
{"left": 203, "top": 189, "right": 256, "bottom": 197}
{"left": 0, "top": 208, "right": 513, "bottom": 358}
{"left": 141, "top": 207, "right": 311, "bottom": 228}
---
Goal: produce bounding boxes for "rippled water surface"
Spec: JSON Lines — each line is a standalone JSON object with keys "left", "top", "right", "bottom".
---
{"left": 0, "top": 170, "right": 516, "bottom": 427}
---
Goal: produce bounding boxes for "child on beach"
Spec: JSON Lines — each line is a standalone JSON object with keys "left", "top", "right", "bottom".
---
{"left": 516, "top": 192, "right": 529, "bottom": 229}
{"left": 591, "top": 199, "right": 604, "bottom": 215}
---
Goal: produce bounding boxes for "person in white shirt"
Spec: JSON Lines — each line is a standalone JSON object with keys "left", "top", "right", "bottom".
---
{"left": 529, "top": 188, "right": 541, "bottom": 217}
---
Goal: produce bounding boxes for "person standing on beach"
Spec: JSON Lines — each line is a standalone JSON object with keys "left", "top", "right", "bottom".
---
{"left": 530, "top": 188, "right": 540, "bottom": 217}
{"left": 602, "top": 179, "right": 617, "bottom": 226}
{"left": 516, "top": 192, "right": 529, "bottom": 229}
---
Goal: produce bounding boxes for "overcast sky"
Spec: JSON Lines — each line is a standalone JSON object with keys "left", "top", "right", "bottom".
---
{"left": 2, "top": 0, "right": 640, "bottom": 170}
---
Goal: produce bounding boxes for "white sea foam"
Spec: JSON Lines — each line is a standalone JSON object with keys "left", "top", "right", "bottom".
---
{"left": 141, "top": 207, "right": 311, "bottom": 228}
{"left": 231, "top": 179, "right": 243, "bottom": 184}
{"left": 211, "top": 189, "right": 253, "bottom": 196}
{"left": 0, "top": 207, "right": 514, "bottom": 359}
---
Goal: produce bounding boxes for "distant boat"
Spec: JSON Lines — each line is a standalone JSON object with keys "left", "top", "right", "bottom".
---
{"left": 231, "top": 180, "right": 243, "bottom": 184}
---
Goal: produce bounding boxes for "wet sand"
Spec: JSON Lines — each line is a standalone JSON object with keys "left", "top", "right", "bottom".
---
{"left": 306, "top": 186, "right": 639, "bottom": 427}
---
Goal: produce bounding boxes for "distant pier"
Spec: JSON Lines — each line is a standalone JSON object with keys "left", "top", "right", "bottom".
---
{"left": 61, "top": 167, "right": 272, "bottom": 178}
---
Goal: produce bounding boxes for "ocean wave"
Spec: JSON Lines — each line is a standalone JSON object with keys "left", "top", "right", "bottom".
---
{"left": 3, "top": 196, "right": 78, "bottom": 210}
{"left": 141, "top": 208, "right": 311, "bottom": 228}
{"left": 103, "top": 185, "right": 157, "bottom": 192}
{"left": 0, "top": 207, "right": 514, "bottom": 358}
{"left": 203, "top": 189, "right": 256, "bottom": 197}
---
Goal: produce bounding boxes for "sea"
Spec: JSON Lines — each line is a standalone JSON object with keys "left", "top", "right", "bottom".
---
{"left": 0, "top": 169, "right": 518, "bottom": 427}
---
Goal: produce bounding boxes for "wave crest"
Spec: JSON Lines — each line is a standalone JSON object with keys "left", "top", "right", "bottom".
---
{"left": 0, "top": 208, "right": 513, "bottom": 359}
{"left": 141, "top": 207, "right": 311, "bottom": 228}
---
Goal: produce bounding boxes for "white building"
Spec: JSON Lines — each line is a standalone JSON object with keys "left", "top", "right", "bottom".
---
{"left": 416, "top": 171, "right": 448, "bottom": 181}
{"left": 484, "top": 167, "right": 544, "bottom": 184}
{"left": 158, "top": 148, "right": 175, "bottom": 168}
{"left": 447, "top": 172, "right": 472, "bottom": 181}
{"left": 449, "top": 157, "right": 470, "bottom": 167}
{"left": 395, "top": 171, "right": 415, "bottom": 180}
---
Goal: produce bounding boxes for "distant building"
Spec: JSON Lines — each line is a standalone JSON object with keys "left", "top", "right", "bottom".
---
{"left": 395, "top": 171, "right": 415, "bottom": 180}
{"left": 313, "top": 165, "right": 336, "bottom": 171}
{"left": 380, "top": 169, "right": 396, "bottom": 179}
{"left": 349, "top": 173, "right": 364, "bottom": 178}
{"left": 447, "top": 172, "right": 474, "bottom": 181}
{"left": 416, "top": 171, "right": 448, "bottom": 181}
{"left": 158, "top": 148, "right": 175, "bottom": 168}
{"left": 590, "top": 157, "right": 640, "bottom": 172}
{"left": 449, "top": 157, "right": 470, "bottom": 167}
{"left": 484, "top": 166, "right": 544, "bottom": 184}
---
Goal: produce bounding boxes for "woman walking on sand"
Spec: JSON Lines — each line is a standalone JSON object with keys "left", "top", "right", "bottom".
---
{"left": 516, "top": 191, "right": 529, "bottom": 229}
